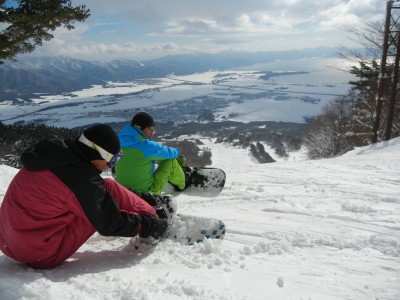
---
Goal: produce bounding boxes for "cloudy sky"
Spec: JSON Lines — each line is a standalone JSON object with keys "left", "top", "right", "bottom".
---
{"left": 17, "top": 0, "right": 388, "bottom": 61}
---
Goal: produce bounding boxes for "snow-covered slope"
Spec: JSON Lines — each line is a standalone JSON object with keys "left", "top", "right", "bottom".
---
{"left": 0, "top": 138, "right": 399, "bottom": 300}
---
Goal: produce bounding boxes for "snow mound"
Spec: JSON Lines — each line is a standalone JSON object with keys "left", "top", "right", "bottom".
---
{"left": 341, "top": 136, "right": 400, "bottom": 158}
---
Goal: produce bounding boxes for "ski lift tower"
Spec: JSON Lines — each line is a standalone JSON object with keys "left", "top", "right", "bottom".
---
{"left": 372, "top": 0, "right": 400, "bottom": 143}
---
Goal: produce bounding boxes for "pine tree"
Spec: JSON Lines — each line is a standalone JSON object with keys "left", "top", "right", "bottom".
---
{"left": 0, "top": 0, "right": 90, "bottom": 63}
{"left": 306, "top": 21, "right": 400, "bottom": 159}
{"left": 339, "top": 21, "right": 400, "bottom": 143}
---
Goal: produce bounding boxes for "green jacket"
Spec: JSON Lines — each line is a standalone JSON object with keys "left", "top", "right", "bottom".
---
{"left": 115, "top": 124, "right": 180, "bottom": 193}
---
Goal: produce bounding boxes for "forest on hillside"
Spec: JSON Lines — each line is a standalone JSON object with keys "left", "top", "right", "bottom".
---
{"left": 0, "top": 120, "right": 307, "bottom": 168}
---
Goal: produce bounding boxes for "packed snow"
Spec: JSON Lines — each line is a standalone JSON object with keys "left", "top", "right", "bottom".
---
{"left": 0, "top": 137, "right": 399, "bottom": 300}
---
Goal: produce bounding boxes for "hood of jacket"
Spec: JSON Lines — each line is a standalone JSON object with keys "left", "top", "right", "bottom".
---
{"left": 118, "top": 124, "right": 147, "bottom": 148}
{"left": 20, "top": 139, "right": 93, "bottom": 172}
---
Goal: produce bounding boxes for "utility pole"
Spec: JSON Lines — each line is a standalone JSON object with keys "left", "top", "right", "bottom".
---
{"left": 372, "top": 1, "right": 400, "bottom": 143}
{"left": 384, "top": 2, "right": 400, "bottom": 140}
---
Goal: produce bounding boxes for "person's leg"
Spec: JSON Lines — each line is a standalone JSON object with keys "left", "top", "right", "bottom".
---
{"left": 150, "top": 159, "right": 185, "bottom": 194}
{"left": 104, "top": 178, "right": 156, "bottom": 215}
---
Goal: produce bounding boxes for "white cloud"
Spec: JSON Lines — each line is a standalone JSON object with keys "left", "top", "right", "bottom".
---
{"left": 32, "top": 39, "right": 195, "bottom": 61}
{"left": 24, "top": 0, "right": 386, "bottom": 60}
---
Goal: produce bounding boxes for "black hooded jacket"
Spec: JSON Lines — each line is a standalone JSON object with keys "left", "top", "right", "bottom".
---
{"left": 20, "top": 139, "right": 141, "bottom": 237}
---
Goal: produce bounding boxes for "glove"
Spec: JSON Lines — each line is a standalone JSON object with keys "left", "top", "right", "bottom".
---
{"left": 139, "top": 215, "right": 168, "bottom": 239}
{"left": 176, "top": 155, "right": 186, "bottom": 167}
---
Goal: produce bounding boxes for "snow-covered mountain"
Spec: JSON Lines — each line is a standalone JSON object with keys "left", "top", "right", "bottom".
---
{"left": 0, "top": 56, "right": 147, "bottom": 99}
{"left": 0, "top": 60, "right": 352, "bottom": 127}
{"left": 0, "top": 137, "right": 399, "bottom": 300}
{"left": 0, "top": 48, "right": 340, "bottom": 101}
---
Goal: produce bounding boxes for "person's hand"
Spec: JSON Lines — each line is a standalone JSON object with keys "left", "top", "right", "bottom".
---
{"left": 176, "top": 155, "right": 186, "bottom": 167}
{"left": 139, "top": 215, "right": 168, "bottom": 239}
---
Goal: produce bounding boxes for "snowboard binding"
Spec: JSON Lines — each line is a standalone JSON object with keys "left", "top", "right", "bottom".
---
{"left": 155, "top": 195, "right": 176, "bottom": 225}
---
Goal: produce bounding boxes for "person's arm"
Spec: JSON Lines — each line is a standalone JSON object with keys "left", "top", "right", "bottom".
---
{"left": 93, "top": 188, "right": 142, "bottom": 237}
{"left": 140, "top": 139, "right": 180, "bottom": 161}
{"left": 85, "top": 178, "right": 166, "bottom": 239}
{"left": 51, "top": 164, "right": 143, "bottom": 237}
{"left": 87, "top": 176, "right": 167, "bottom": 239}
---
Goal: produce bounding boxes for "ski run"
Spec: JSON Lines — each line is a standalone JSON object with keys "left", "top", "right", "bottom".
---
{"left": 0, "top": 137, "right": 399, "bottom": 300}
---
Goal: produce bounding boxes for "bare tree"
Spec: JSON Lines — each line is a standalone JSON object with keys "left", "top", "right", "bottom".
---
{"left": 338, "top": 21, "right": 384, "bottom": 65}
{"left": 305, "top": 95, "right": 354, "bottom": 159}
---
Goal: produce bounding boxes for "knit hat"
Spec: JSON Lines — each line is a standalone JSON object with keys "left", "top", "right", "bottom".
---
{"left": 131, "top": 112, "right": 155, "bottom": 129}
{"left": 77, "top": 124, "right": 120, "bottom": 162}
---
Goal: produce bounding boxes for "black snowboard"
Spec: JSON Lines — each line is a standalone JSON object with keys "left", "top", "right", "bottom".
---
{"left": 186, "top": 167, "right": 226, "bottom": 193}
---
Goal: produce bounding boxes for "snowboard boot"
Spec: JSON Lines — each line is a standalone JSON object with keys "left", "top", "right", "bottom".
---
{"left": 182, "top": 165, "right": 194, "bottom": 189}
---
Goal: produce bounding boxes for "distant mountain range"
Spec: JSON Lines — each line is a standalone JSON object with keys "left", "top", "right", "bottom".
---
{"left": 0, "top": 47, "right": 338, "bottom": 101}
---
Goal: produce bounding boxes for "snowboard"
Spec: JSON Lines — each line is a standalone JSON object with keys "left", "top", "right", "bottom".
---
{"left": 137, "top": 214, "right": 226, "bottom": 246}
{"left": 136, "top": 195, "right": 226, "bottom": 246}
{"left": 166, "top": 214, "right": 226, "bottom": 245}
{"left": 186, "top": 167, "right": 226, "bottom": 193}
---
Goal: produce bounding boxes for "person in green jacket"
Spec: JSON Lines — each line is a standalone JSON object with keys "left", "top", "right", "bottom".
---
{"left": 114, "top": 112, "right": 191, "bottom": 195}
